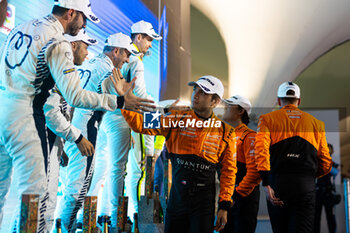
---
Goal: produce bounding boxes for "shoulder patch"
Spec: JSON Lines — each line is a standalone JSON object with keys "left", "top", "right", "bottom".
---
{"left": 63, "top": 68, "right": 75, "bottom": 75}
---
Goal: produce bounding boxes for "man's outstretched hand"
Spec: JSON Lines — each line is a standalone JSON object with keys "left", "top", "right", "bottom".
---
{"left": 109, "top": 68, "right": 130, "bottom": 96}
{"left": 109, "top": 68, "right": 155, "bottom": 112}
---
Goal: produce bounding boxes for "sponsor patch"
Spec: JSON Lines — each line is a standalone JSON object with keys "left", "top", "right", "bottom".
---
{"left": 65, "top": 52, "right": 73, "bottom": 60}
{"left": 63, "top": 68, "right": 75, "bottom": 75}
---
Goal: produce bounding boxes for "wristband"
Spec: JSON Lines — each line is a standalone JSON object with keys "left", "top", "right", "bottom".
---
{"left": 75, "top": 134, "right": 83, "bottom": 144}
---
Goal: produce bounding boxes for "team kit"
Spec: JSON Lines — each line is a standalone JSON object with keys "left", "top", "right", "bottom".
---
{"left": 0, "top": 0, "right": 333, "bottom": 232}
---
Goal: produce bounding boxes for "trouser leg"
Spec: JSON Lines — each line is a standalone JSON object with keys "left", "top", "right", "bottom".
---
{"left": 56, "top": 141, "right": 93, "bottom": 232}
{"left": 236, "top": 187, "right": 260, "bottom": 233}
{"left": 77, "top": 127, "right": 109, "bottom": 222}
{"left": 164, "top": 212, "right": 189, "bottom": 233}
{"left": 324, "top": 193, "right": 336, "bottom": 233}
{"left": 314, "top": 190, "right": 323, "bottom": 233}
{"left": 6, "top": 117, "right": 48, "bottom": 232}
{"left": 45, "top": 136, "right": 63, "bottom": 232}
{"left": 289, "top": 191, "right": 315, "bottom": 233}
{"left": 0, "top": 145, "right": 13, "bottom": 228}
{"left": 125, "top": 131, "right": 143, "bottom": 219}
{"left": 267, "top": 198, "right": 288, "bottom": 233}
{"left": 188, "top": 193, "right": 215, "bottom": 233}
{"left": 105, "top": 120, "right": 130, "bottom": 227}
{"left": 221, "top": 186, "right": 260, "bottom": 233}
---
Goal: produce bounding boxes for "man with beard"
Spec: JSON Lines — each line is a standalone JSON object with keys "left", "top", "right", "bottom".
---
{"left": 43, "top": 29, "right": 97, "bottom": 231}
{"left": 0, "top": 0, "right": 153, "bottom": 231}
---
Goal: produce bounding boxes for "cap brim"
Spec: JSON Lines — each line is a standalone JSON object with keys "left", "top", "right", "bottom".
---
{"left": 83, "top": 38, "right": 98, "bottom": 46}
{"left": 188, "top": 81, "right": 218, "bottom": 96}
{"left": 126, "top": 45, "right": 141, "bottom": 56}
{"left": 188, "top": 81, "right": 197, "bottom": 86}
{"left": 222, "top": 99, "right": 234, "bottom": 105}
{"left": 83, "top": 7, "right": 100, "bottom": 24}
{"left": 148, "top": 33, "right": 162, "bottom": 41}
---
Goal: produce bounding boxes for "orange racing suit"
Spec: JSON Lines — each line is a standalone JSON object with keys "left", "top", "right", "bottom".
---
{"left": 121, "top": 109, "right": 237, "bottom": 210}
{"left": 255, "top": 104, "right": 332, "bottom": 184}
{"left": 234, "top": 123, "right": 261, "bottom": 197}
{"left": 221, "top": 123, "right": 261, "bottom": 233}
{"left": 254, "top": 104, "right": 332, "bottom": 233}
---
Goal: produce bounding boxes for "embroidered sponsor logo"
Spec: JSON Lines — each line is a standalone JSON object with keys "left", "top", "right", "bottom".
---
{"left": 176, "top": 158, "right": 211, "bottom": 172}
{"left": 287, "top": 153, "right": 300, "bottom": 158}
{"left": 65, "top": 51, "right": 73, "bottom": 60}
{"left": 63, "top": 68, "right": 75, "bottom": 75}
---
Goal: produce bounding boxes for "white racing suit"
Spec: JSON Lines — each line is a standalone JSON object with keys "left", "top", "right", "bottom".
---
{"left": 43, "top": 87, "right": 81, "bottom": 231}
{"left": 56, "top": 53, "right": 115, "bottom": 232}
{"left": 0, "top": 15, "right": 122, "bottom": 232}
{"left": 98, "top": 51, "right": 154, "bottom": 227}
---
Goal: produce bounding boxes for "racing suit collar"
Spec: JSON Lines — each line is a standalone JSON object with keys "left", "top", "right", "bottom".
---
{"left": 132, "top": 44, "right": 143, "bottom": 61}
{"left": 281, "top": 104, "right": 299, "bottom": 110}
{"left": 100, "top": 53, "right": 114, "bottom": 69}
{"left": 48, "top": 14, "right": 65, "bottom": 35}
{"left": 235, "top": 123, "right": 247, "bottom": 132}
{"left": 193, "top": 109, "right": 214, "bottom": 121}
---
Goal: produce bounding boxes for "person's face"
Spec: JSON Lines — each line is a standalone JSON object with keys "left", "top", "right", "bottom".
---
{"left": 71, "top": 41, "right": 89, "bottom": 66}
{"left": 222, "top": 103, "right": 242, "bottom": 122}
{"left": 67, "top": 11, "right": 86, "bottom": 36}
{"left": 112, "top": 48, "right": 131, "bottom": 69}
{"left": 137, "top": 34, "right": 153, "bottom": 54}
{"left": 191, "top": 85, "right": 217, "bottom": 112}
{"left": 0, "top": 0, "right": 8, "bottom": 27}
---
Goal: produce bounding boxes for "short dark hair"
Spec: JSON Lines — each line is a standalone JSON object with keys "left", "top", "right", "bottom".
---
{"left": 103, "top": 45, "right": 116, "bottom": 53}
{"left": 280, "top": 90, "right": 299, "bottom": 104}
{"left": 211, "top": 94, "right": 220, "bottom": 102}
{"left": 103, "top": 46, "right": 127, "bottom": 55}
{"left": 238, "top": 105, "right": 250, "bottom": 125}
{"left": 328, "top": 143, "right": 334, "bottom": 151}
{"left": 52, "top": 5, "right": 69, "bottom": 16}
{"left": 131, "top": 33, "right": 148, "bottom": 41}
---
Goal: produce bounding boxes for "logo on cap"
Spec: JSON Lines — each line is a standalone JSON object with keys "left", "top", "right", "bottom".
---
{"left": 199, "top": 77, "right": 215, "bottom": 86}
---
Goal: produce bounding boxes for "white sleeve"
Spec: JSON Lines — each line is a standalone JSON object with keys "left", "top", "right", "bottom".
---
{"left": 43, "top": 88, "right": 82, "bottom": 143}
{"left": 46, "top": 41, "right": 120, "bottom": 111}
{"left": 127, "top": 60, "right": 154, "bottom": 153}
{"left": 128, "top": 60, "right": 154, "bottom": 101}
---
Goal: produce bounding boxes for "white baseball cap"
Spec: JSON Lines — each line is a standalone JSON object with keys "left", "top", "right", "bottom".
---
{"left": 54, "top": 0, "right": 100, "bottom": 23}
{"left": 131, "top": 20, "right": 162, "bottom": 41}
{"left": 223, "top": 95, "right": 252, "bottom": 115}
{"left": 105, "top": 32, "right": 140, "bottom": 56}
{"left": 64, "top": 29, "right": 97, "bottom": 45}
{"left": 277, "top": 81, "right": 301, "bottom": 98}
{"left": 188, "top": 75, "right": 224, "bottom": 99}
